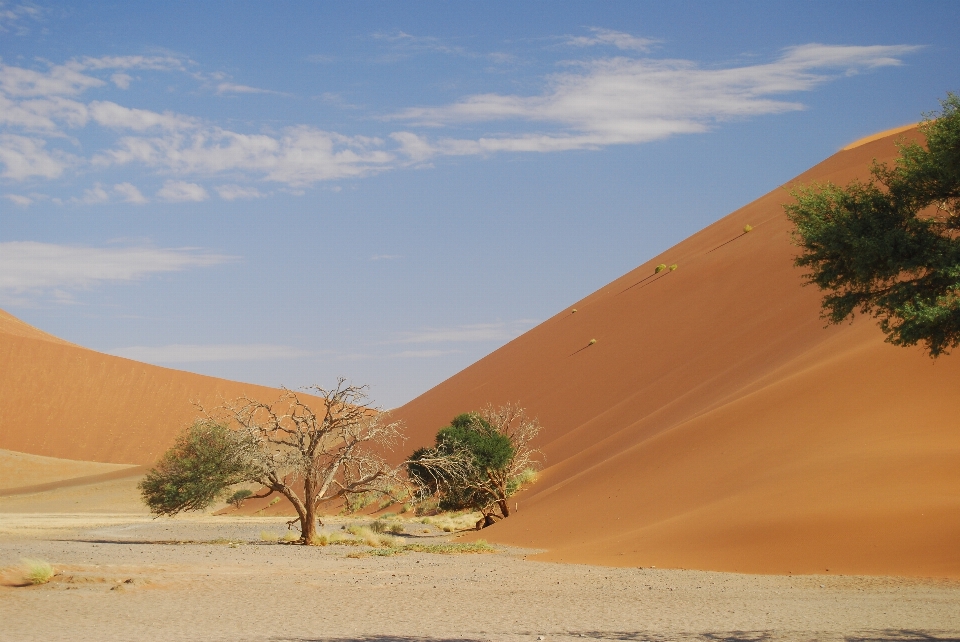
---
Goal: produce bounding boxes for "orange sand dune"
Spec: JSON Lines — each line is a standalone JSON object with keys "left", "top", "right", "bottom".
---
{"left": 0, "top": 314, "right": 313, "bottom": 465}
{"left": 392, "top": 125, "right": 960, "bottom": 578}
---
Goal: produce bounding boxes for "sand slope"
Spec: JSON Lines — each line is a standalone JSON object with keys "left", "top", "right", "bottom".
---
{"left": 0, "top": 314, "right": 312, "bottom": 465}
{"left": 392, "top": 126, "right": 960, "bottom": 577}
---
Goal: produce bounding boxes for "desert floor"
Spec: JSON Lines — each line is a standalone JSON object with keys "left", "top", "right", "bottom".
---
{"left": 0, "top": 510, "right": 958, "bottom": 642}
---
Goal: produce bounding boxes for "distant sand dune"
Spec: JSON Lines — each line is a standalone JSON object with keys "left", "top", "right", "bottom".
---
{"left": 0, "top": 317, "right": 318, "bottom": 464}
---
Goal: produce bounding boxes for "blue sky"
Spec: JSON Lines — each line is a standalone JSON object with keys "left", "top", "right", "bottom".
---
{"left": 1, "top": 1, "right": 958, "bottom": 408}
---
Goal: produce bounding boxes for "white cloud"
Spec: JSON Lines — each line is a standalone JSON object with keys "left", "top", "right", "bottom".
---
{"left": 73, "top": 55, "right": 187, "bottom": 72}
{"left": 391, "top": 43, "right": 921, "bottom": 154}
{"left": 215, "top": 82, "right": 279, "bottom": 95}
{"left": 88, "top": 101, "right": 196, "bottom": 131}
{"left": 108, "top": 343, "right": 308, "bottom": 363}
{"left": 0, "top": 134, "right": 72, "bottom": 179}
{"left": 396, "top": 320, "right": 539, "bottom": 344}
{"left": 0, "top": 3, "right": 43, "bottom": 34}
{"left": 113, "top": 182, "right": 148, "bottom": 203}
{"left": 110, "top": 73, "right": 132, "bottom": 89}
{"left": 216, "top": 184, "right": 263, "bottom": 200}
{"left": 562, "top": 28, "right": 659, "bottom": 52}
{"left": 101, "top": 126, "right": 396, "bottom": 186}
{"left": 79, "top": 182, "right": 109, "bottom": 204}
{"left": 156, "top": 180, "right": 208, "bottom": 202}
{"left": 0, "top": 241, "right": 234, "bottom": 291}
{"left": 4, "top": 193, "right": 32, "bottom": 206}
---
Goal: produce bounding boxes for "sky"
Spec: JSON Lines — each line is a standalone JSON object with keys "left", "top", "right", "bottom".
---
{"left": 1, "top": 1, "right": 958, "bottom": 408}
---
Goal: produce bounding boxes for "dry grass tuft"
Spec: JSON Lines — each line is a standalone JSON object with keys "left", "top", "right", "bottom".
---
{"left": 259, "top": 531, "right": 279, "bottom": 542}
{"left": 21, "top": 558, "right": 54, "bottom": 585}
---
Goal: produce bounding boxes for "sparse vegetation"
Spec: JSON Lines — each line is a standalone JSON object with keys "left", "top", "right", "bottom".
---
{"left": 655, "top": 263, "right": 667, "bottom": 273}
{"left": 140, "top": 380, "right": 409, "bottom": 544}
{"left": 669, "top": 264, "right": 677, "bottom": 271}
{"left": 588, "top": 338, "right": 597, "bottom": 345}
{"left": 408, "top": 404, "right": 542, "bottom": 528}
{"left": 21, "top": 558, "right": 54, "bottom": 585}
{"left": 259, "top": 531, "right": 279, "bottom": 542}
{"left": 743, "top": 224, "right": 753, "bottom": 233}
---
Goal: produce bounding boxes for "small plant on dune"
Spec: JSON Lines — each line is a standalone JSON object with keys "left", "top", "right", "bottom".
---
{"left": 655, "top": 263, "right": 667, "bottom": 274}
{"left": 259, "top": 531, "right": 279, "bottom": 542}
{"left": 743, "top": 224, "right": 753, "bottom": 233}
{"left": 669, "top": 264, "right": 677, "bottom": 271}
{"left": 228, "top": 489, "right": 253, "bottom": 509}
{"left": 21, "top": 558, "right": 54, "bottom": 585}
{"left": 588, "top": 338, "right": 597, "bottom": 345}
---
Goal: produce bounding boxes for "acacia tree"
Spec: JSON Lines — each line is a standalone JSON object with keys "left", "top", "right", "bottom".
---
{"left": 141, "top": 380, "right": 408, "bottom": 543}
{"left": 409, "top": 403, "right": 542, "bottom": 528}
{"left": 785, "top": 93, "right": 960, "bottom": 356}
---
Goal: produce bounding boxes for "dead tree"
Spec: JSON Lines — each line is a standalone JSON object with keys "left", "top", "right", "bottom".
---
{"left": 211, "top": 379, "right": 406, "bottom": 544}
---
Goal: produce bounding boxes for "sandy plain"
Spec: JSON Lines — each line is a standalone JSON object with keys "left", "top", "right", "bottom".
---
{"left": 1, "top": 507, "right": 959, "bottom": 642}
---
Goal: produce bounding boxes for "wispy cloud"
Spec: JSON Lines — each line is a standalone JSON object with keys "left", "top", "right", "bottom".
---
{"left": 109, "top": 343, "right": 308, "bottom": 363}
{"left": 395, "top": 320, "right": 539, "bottom": 344}
{"left": 0, "top": 39, "right": 922, "bottom": 194}
{"left": 216, "top": 82, "right": 282, "bottom": 96}
{"left": 4, "top": 193, "right": 32, "bottom": 205}
{"left": 390, "top": 43, "right": 922, "bottom": 154}
{"left": 216, "top": 184, "right": 264, "bottom": 200}
{"left": 113, "top": 182, "right": 148, "bottom": 203}
{"left": 156, "top": 180, "right": 208, "bottom": 202}
{"left": 0, "top": 134, "right": 73, "bottom": 179}
{"left": 0, "top": 241, "right": 234, "bottom": 292}
{"left": 0, "top": 2, "right": 44, "bottom": 35}
{"left": 561, "top": 27, "right": 659, "bottom": 52}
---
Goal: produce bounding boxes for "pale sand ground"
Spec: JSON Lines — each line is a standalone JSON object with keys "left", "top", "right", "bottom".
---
{"left": 1, "top": 511, "right": 959, "bottom": 642}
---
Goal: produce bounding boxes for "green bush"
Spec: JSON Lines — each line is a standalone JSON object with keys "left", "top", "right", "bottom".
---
{"left": 228, "top": 489, "right": 253, "bottom": 508}
{"left": 655, "top": 263, "right": 667, "bottom": 273}
{"left": 139, "top": 420, "right": 256, "bottom": 517}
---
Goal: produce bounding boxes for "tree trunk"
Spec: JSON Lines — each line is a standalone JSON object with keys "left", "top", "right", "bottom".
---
{"left": 302, "top": 501, "right": 318, "bottom": 543}
{"left": 301, "top": 475, "right": 317, "bottom": 544}
{"left": 498, "top": 498, "right": 510, "bottom": 518}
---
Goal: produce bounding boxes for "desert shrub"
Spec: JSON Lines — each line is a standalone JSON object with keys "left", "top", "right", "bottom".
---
{"left": 228, "top": 489, "right": 253, "bottom": 508}
{"left": 370, "top": 519, "right": 390, "bottom": 534}
{"left": 388, "top": 522, "right": 404, "bottom": 534}
{"left": 669, "top": 264, "right": 677, "bottom": 271}
{"left": 21, "top": 558, "right": 54, "bottom": 585}
{"left": 743, "top": 224, "right": 753, "bottom": 233}
{"left": 655, "top": 263, "right": 667, "bottom": 273}
{"left": 139, "top": 420, "right": 256, "bottom": 517}
{"left": 282, "top": 531, "right": 299, "bottom": 542}
{"left": 588, "top": 338, "right": 597, "bottom": 345}
{"left": 259, "top": 531, "right": 279, "bottom": 542}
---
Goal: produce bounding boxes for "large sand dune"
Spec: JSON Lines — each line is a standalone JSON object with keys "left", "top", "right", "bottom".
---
{"left": 391, "top": 126, "right": 960, "bottom": 577}
{"left": 2, "top": 126, "right": 957, "bottom": 578}
{"left": 0, "top": 309, "right": 309, "bottom": 465}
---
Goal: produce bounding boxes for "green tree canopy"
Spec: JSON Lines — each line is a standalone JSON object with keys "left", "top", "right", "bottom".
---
{"left": 785, "top": 93, "right": 960, "bottom": 356}
{"left": 139, "top": 420, "right": 255, "bottom": 517}
{"left": 408, "top": 405, "right": 541, "bottom": 527}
